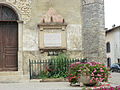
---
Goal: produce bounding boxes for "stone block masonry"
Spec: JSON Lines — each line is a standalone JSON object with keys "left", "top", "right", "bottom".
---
{"left": 0, "top": 0, "right": 106, "bottom": 82}
{"left": 82, "top": 0, "right": 106, "bottom": 63}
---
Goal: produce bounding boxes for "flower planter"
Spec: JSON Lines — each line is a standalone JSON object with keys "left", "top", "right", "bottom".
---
{"left": 67, "top": 62, "right": 110, "bottom": 86}
{"left": 79, "top": 75, "right": 97, "bottom": 86}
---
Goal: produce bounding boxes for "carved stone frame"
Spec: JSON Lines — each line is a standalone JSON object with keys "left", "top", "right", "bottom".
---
{"left": 38, "top": 23, "right": 67, "bottom": 52}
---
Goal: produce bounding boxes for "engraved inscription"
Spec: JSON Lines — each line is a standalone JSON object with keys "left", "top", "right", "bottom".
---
{"left": 44, "top": 33, "right": 61, "bottom": 47}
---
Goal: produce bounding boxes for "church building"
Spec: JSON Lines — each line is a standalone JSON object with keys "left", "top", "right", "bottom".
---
{"left": 0, "top": 0, "right": 106, "bottom": 82}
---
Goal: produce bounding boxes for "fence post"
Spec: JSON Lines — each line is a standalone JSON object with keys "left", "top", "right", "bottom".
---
{"left": 29, "top": 59, "right": 32, "bottom": 79}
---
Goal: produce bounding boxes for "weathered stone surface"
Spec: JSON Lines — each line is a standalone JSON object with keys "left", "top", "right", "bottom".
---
{"left": 23, "top": 51, "right": 56, "bottom": 75}
{"left": 0, "top": 0, "right": 106, "bottom": 82}
{"left": 83, "top": 0, "right": 104, "bottom": 5}
{"left": 21, "top": 0, "right": 82, "bottom": 51}
{"left": 0, "top": 0, "right": 5, "bottom": 2}
{"left": 6, "top": 0, "right": 32, "bottom": 22}
{"left": 0, "top": 71, "right": 24, "bottom": 83}
{"left": 67, "top": 51, "right": 83, "bottom": 59}
{"left": 67, "top": 24, "right": 82, "bottom": 51}
{"left": 23, "top": 28, "right": 39, "bottom": 51}
{"left": 82, "top": 0, "right": 106, "bottom": 63}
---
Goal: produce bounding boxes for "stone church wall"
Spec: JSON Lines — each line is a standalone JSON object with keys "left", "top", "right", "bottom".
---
{"left": 82, "top": 0, "right": 106, "bottom": 63}
{"left": 0, "top": 0, "right": 83, "bottom": 76}
{"left": 0, "top": 0, "right": 106, "bottom": 81}
{"left": 21, "top": 0, "right": 83, "bottom": 75}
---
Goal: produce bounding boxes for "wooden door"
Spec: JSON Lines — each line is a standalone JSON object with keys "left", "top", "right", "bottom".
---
{"left": 0, "top": 21, "right": 18, "bottom": 71}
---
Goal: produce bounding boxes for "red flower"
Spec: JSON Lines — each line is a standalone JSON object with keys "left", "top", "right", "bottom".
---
{"left": 106, "top": 84, "right": 110, "bottom": 86}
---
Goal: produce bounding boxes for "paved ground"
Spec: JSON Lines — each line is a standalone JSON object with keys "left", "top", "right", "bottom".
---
{"left": 109, "top": 72, "right": 120, "bottom": 85}
{"left": 0, "top": 82, "right": 81, "bottom": 90}
{"left": 0, "top": 72, "right": 119, "bottom": 90}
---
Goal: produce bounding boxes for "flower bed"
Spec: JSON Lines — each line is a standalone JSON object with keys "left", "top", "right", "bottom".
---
{"left": 67, "top": 62, "right": 110, "bottom": 86}
{"left": 83, "top": 84, "right": 120, "bottom": 90}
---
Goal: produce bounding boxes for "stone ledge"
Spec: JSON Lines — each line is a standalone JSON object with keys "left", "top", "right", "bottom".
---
{"left": 30, "top": 78, "right": 68, "bottom": 82}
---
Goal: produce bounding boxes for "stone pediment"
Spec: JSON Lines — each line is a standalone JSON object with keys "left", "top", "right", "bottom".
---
{"left": 40, "top": 8, "right": 66, "bottom": 25}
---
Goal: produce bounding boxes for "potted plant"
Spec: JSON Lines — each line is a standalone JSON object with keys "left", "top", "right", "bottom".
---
{"left": 67, "top": 62, "right": 110, "bottom": 86}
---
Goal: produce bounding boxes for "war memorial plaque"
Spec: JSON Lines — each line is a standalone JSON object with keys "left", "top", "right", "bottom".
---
{"left": 44, "top": 33, "right": 61, "bottom": 47}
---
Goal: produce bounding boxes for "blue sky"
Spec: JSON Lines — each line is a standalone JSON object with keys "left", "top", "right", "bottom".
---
{"left": 104, "top": 0, "right": 120, "bottom": 29}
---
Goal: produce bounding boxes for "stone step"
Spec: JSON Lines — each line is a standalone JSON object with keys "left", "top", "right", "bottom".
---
{"left": 0, "top": 75, "right": 22, "bottom": 83}
{"left": 0, "top": 71, "right": 22, "bottom": 76}
{"left": 0, "top": 71, "right": 29, "bottom": 83}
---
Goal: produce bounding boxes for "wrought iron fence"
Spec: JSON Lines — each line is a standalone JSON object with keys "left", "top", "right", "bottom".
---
{"left": 29, "top": 58, "right": 87, "bottom": 79}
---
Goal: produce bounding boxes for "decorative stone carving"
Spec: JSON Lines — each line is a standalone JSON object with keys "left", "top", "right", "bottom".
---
{"left": 6, "top": 0, "right": 31, "bottom": 23}
{"left": 41, "top": 8, "right": 64, "bottom": 23}
{"left": 38, "top": 8, "right": 67, "bottom": 52}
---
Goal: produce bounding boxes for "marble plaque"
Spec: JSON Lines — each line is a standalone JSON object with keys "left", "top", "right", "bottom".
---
{"left": 44, "top": 33, "right": 61, "bottom": 47}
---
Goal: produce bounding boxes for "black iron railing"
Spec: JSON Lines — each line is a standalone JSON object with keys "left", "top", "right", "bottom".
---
{"left": 29, "top": 58, "right": 87, "bottom": 79}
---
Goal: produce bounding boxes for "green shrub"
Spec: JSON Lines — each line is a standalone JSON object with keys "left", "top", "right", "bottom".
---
{"left": 47, "top": 53, "right": 69, "bottom": 78}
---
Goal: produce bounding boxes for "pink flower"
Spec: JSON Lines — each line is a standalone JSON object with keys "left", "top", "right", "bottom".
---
{"left": 109, "top": 76, "right": 112, "bottom": 78}
{"left": 93, "top": 86, "right": 97, "bottom": 89}
{"left": 93, "top": 69, "right": 97, "bottom": 72}
{"left": 95, "top": 78, "right": 98, "bottom": 81}
{"left": 78, "top": 70, "right": 81, "bottom": 72}
{"left": 87, "top": 62, "right": 92, "bottom": 66}
{"left": 75, "top": 62, "right": 81, "bottom": 65}
{"left": 90, "top": 80, "right": 93, "bottom": 83}
{"left": 100, "top": 69, "right": 104, "bottom": 72}
{"left": 97, "top": 74, "right": 101, "bottom": 77}
{"left": 99, "top": 78, "right": 104, "bottom": 82}
{"left": 70, "top": 63, "right": 75, "bottom": 67}
{"left": 91, "top": 73, "right": 94, "bottom": 76}
{"left": 92, "top": 76, "right": 95, "bottom": 78}
{"left": 106, "top": 84, "right": 110, "bottom": 86}
{"left": 110, "top": 87, "right": 115, "bottom": 90}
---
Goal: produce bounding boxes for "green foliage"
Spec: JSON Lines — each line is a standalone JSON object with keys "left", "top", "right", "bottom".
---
{"left": 37, "top": 71, "right": 48, "bottom": 79}
{"left": 31, "top": 71, "right": 48, "bottom": 79}
{"left": 51, "top": 53, "right": 68, "bottom": 60}
{"left": 30, "top": 53, "right": 85, "bottom": 79}
{"left": 82, "top": 87, "right": 87, "bottom": 90}
{"left": 47, "top": 53, "right": 69, "bottom": 78}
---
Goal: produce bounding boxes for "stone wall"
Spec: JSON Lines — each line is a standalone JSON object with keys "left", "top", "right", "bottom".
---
{"left": 0, "top": 0, "right": 84, "bottom": 79}
{"left": 0, "top": 0, "right": 106, "bottom": 81}
{"left": 82, "top": 0, "right": 106, "bottom": 63}
{"left": 22, "top": 0, "right": 82, "bottom": 51}
{"left": 21, "top": 0, "right": 83, "bottom": 75}
{"left": 67, "top": 24, "right": 82, "bottom": 51}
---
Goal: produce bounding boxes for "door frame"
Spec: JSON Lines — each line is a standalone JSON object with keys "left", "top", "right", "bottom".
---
{"left": 107, "top": 58, "right": 111, "bottom": 67}
{"left": 0, "top": 3, "right": 23, "bottom": 72}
